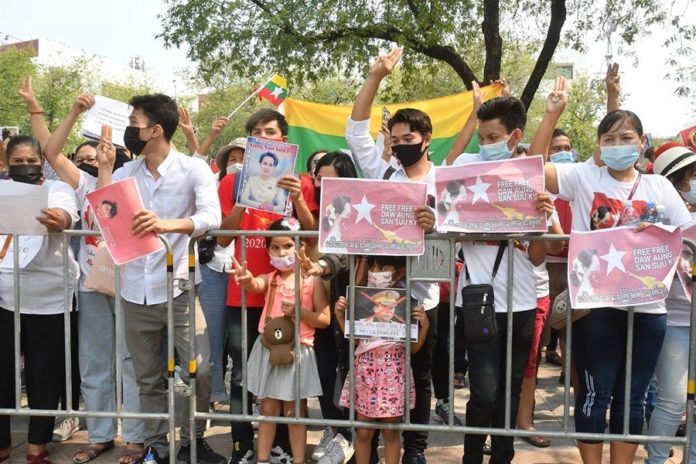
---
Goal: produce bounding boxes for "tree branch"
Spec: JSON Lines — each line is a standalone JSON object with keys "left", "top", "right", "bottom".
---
{"left": 482, "top": 0, "right": 502, "bottom": 82}
{"left": 520, "top": 0, "right": 567, "bottom": 108}
{"left": 416, "top": 44, "right": 479, "bottom": 89}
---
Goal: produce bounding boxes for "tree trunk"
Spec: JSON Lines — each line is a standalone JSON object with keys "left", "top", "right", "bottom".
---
{"left": 520, "top": 0, "right": 567, "bottom": 109}
{"left": 482, "top": 0, "right": 502, "bottom": 83}
{"left": 419, "top": 44, "right": 479, "bottom": 90}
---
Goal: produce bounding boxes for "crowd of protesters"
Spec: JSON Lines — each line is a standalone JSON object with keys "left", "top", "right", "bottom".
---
{"left": 1, "top": 48, "right": 695, "bottom": 464}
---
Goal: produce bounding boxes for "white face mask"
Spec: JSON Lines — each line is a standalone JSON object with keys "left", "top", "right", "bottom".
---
{"left": 367, "top": 271, "right": 393, "bottom": 288}
{"left": 270, "top": 254, "right": 295, "bottom": 271}
{"left": 227, "top": 163, "right": 243, "bottom": 174}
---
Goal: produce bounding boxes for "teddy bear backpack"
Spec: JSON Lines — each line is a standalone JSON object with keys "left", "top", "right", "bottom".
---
{"left": 260, "top": 272, "right": 302, "bottom": 366}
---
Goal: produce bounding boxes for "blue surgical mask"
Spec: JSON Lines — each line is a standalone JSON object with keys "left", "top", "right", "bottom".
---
{"left": 599, "top": 145, "right": 639, "bottom": 171}
{"left": 682, "top": 180, "right": 696, "bottom": 204}
{"left": 550, "top": 151, "right": 574, "bottom": 163}
{"left": 479, "top": 138, "right": 512, "bottom": 161}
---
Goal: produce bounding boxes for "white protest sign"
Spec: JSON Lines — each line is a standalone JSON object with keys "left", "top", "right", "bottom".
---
{"left": 0, "top": 235, "right": 44, "bottom": 269}
{"left": 81, "top": 96, "right": 131, "bottom": 147}
{"left": 0, "top": 180, "right": 48, "bottom": 235}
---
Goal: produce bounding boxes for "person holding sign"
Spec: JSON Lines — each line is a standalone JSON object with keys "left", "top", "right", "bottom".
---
{"left": 228, "top": 218, "right": 330, "bottom": 464}
{"left": 335, "top": 255, "right": 429, "bottom": 464}
{"left": 217, "top": 109, "right": 316, "bottom": 464}
{"left": 0, "top": 135, "right": 79, "bottom": 464}
{"left": 448, "top": 92, "right": 557, "bottom": 463}
{"left": 538, "top": 78, "right": 691, "bottom": 463}
{"left": 645, "top": 142, "right": 696, "bottom": 463}
{"left": 43, "top": 93, "right": 147, "bottom": 464}
{"left": 98, "top": 94, "right": 224, "bottom": 464}
{"left": 347, "top": 47, "right": 438, "bottom": 464}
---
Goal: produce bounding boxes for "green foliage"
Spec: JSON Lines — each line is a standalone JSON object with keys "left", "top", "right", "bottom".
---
{"left": 158, "top": 0, "right": 681, "bottom": 101}
{"left": 525, "top": 74, "right": 607, "bottom": 160}
{"left": 0, "top": 48, "right": 36, "bottom": 134}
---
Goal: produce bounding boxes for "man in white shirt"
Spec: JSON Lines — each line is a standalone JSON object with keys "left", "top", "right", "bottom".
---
{"left": 100, "top": 94, "right": 223, "bottom": 464}
{"left": 345, "top": 47, "right": 438, "bottom": 464}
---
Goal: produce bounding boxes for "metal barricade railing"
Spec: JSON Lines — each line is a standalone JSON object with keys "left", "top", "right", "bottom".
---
{"left": 0, "top": 230, "right": 179, "bottom": 463}
{"left": 3, "top": 229, "right": 695, "bottom": 463}
{"left": 184, "top": 230, "right": 696, "bottom": 463}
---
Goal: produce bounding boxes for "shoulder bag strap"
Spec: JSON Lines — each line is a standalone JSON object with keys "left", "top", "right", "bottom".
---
{"left": 464, "top": 241, "right": 508, "bottom": 283}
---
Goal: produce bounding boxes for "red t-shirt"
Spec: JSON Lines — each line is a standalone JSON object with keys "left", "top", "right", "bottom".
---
{"left": 549, "top": 198, "right": 573, "bottom": 259}
{"left": 218, "top": 173, "right": 318, "bottom": 308}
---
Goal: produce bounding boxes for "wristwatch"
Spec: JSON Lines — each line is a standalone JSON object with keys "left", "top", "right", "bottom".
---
{"left": 317, "top": 258, "right": 328, "bottom": 275}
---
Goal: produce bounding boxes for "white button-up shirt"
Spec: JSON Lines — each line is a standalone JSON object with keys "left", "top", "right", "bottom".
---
{"left": 112, "top": 149, "right": 221, "bottom": 305}
{"left": 345, "top": 117, "right": 439, "bottom": 310}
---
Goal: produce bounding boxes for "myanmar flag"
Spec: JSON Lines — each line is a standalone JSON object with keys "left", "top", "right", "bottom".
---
{"left": 284, "top": 82, "right": 503, "bottom": 172}
{"left": 258, "top": 74, "right": 289, "bottom": 107}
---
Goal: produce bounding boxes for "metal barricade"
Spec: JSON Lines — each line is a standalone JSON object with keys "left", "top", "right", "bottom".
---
{"left": 3, "top": 229, "right": 695, "bottom": 463}
{"left": 0, "top": 230, "right": 179, "bottom": 463}
{"left": 184, "top": 230, "right": 696, "bottom": 463}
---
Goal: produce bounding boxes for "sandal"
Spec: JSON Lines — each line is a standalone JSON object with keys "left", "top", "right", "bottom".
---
{"left": 73, "top": 442, "right": 115, "bottom": 464}
{"left": 27, "top": 451, "right": 52, "bottom": 464}
{"left": 454, "top": 372, "right": 467, "bottom": 390}
{"left": 519, "top": 428, "right": 551, "bottom": 448}
{"left": 117, "top": 447, "right": 144, "bottom": 464}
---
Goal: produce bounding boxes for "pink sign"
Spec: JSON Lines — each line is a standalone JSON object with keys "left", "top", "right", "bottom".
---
{"left": 567, "top": 225, "right": 682, "bottom": 309}
{"left": 676, "top": 224, "right": 696, "bottom": 301}
{"left": 319, "top": 178, "right": 426, "bottom": 256}
{"left": 434, "top": 156, "right": 546, "bottom": 233}
{"left": 86, "top": 178, "right": 164, "bottom": 265}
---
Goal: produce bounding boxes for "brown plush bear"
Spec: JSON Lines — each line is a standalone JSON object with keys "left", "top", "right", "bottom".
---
{"left": 260, "top": 316, "right": 295, "bottom": 366}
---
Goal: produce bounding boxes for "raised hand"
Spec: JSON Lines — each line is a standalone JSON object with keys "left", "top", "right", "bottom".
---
{"left": 18, "top": 76, "right": 42, "bottom": 113}
{"left": 227, "top": 257, "right": 253, "bottom": 284}
{"left": 605, "top": 62, "right": 621, "bottom": 96}
{"left": 210, "top": 116, "right": 229, "bottom": 136}
{"left": 295, "top": 243, "right": 322, "bottom": 278}
{"left": 472, "top": 81, "right": 483, "bottom": 110}
{"left": 178, "top": 107, "right": 195, "bottom": 134}
{"left": 95, "top": 125, "right": 116, "bottom": 167}
{"left": 368, "top": 47, "right": 403, "bottom": 80}
{"left": 545, "top": 76, "right": 568, "bottom": 116}
{"left": 72, "top": 94, "right": 95, "bottom": 115}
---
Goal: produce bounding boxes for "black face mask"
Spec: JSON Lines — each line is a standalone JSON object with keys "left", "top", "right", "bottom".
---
{"left": 0, "top": 170, "right": 9, "bottom": 180}
{"left": 8, "top": 164, "right": 43, "bottom": 184}
{"left": 392, "top": 141, "right": 425, "bottom": 167}
{"left": 314, "top": 186, "right": 321, "bottom": 205}
{"left": 78, "top": 162, "right": 98, "bottom": 177}
{"left": 123, "top": 126, "right": 150, "bottom": 155}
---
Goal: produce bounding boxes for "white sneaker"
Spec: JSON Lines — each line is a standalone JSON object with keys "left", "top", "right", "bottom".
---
{"left": 317, "top": 433, "right": 353, "bottom": 464}
{"left": 311, "top": 428, "right": 334, "bottom": 461}
{"left": 52, "top": 416, "right": 80, "bottom": 442}
{"left": 270, "top": 445, "right": 293, "bottom": 464}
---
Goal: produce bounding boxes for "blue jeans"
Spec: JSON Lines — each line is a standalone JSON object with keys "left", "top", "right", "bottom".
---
{"left": 572, "top": 309, "right": 666, "bottom": 441}
{"left": 78, "top": 291, "right": 145, "bottom": 443}
{"left": 198, "top": 265, "right": 232, "bottom": 403}
{"left": 646, "top": 326, "right": 693, "bottom": 463}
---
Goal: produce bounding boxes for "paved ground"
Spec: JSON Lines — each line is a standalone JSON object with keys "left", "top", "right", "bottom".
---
{"left": 6, "top": 352, "right": 685, "bottom": 463}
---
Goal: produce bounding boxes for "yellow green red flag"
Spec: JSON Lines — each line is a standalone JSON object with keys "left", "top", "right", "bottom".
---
{"left": 258, "top": 74, "right": 289, "bottom": 107}
{"left": 283, "top": 83, "right": 503, "bottom": 171}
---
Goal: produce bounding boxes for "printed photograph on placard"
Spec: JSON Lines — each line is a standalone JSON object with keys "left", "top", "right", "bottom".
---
{"left": 434, "top": 156, "right": 546, "bottom": 233}
{"left": 236, "top": 137, "right": 298, "bottom": 215}
{"left": 567, "top": 225, "right": 682, "bottom": 309}
{"left": 319, "top": 177, "right": 426, "bottom": 256}
{"left": 343, "top": 286, "right": 418, "bottom": 342}
{"left": 86, "top": 178, "right": 164, "bottom": 265}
